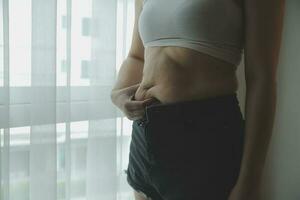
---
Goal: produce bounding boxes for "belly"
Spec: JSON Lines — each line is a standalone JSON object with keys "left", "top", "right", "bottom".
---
{"left": 133, "top": 46, "right": 239, "bottom": 104}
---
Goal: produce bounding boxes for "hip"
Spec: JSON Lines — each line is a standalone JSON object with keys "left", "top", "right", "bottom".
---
{"left": 131, "top": 92, "right": 245, "bottom": 170}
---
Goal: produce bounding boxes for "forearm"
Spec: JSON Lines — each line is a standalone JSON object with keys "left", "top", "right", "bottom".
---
{"left": 111, "top": 56, "right": 144, "bottom": 100}
{"left": 237, "top": 78, "right": 277, "bottom": 186}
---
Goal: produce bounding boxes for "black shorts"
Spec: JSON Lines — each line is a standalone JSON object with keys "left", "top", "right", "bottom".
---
{"left": 125, "top": 92, "right": 245, "bottom": 200}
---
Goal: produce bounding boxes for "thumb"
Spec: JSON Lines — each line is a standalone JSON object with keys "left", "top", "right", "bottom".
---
{"left": 127, "top": 83, "right": 140, "bottom": 94}
{"left": 129, "top": 83, "right": 140, "bottom": 90}
{"left": 142, "top": 97, "right": 159, "bottom": 106}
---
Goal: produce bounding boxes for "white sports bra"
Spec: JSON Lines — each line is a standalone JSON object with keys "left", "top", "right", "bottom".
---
{"left": 138, "top": 0, "right": 244, "bottom": 66}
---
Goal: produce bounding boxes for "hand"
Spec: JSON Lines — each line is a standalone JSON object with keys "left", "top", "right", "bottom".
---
{"left": 111, "top": 84, "right": 158, "bottom": 120}
{"left": 227, "top": 182, "right": 262, "bottom": 200}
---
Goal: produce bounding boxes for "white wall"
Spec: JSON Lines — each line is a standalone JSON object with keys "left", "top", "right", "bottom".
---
{"left": 236, "top": 1, "right": 300, "bottom": 199}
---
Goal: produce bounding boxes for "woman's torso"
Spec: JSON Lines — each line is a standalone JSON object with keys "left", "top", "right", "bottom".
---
{"left": 133, "top": 0, "right": 243, "bottom": 104}
{"left": 133, "top": 46, "right": 239, "bottom": 104}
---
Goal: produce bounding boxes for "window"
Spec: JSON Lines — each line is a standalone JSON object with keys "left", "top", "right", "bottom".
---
{"left": 80, "top": 60, "right": 90, "bottom": 79}
{"left": 0, "top": 0, "right": 136, "bottom": 198}
{"left": 81, "top": 17, "right": 91, "bottom": 37}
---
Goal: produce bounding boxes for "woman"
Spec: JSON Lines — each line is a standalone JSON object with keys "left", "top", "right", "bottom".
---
{"left": 111, "top": 0, "right": 286, "bottom": 199}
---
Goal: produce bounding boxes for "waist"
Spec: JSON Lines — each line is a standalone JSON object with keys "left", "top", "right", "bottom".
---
{"left": 135, "top": 47, "right": 239, "bottom": 103}
{"left": 138, "top": 81, "right": 238, "bottom": 104}
{"left": 138, "top": 92, "right": 244, "bottom": 127}
{"left": 146, "top": 92, "right": 240, "bottom": 115}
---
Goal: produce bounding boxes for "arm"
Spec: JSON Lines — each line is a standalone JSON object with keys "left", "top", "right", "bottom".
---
{"left": 234, "top": 0, "right": 286, "bottom": 194}
{"left": 111, "top": 0, "right": 145, "bottom": 102}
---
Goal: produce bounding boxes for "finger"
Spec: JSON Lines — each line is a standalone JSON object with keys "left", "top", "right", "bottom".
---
{"left": 126, "top": 97, "right": 158, "bottom": 110}
{"left": 127, "top": 110, "right": 145, "bottom": 120}
{"left": 133, "top": 110, "right": 146, "bottom": 118}
{"left": 131, "top": 98, "right": 155, "bottom": 109}
{"left": 124, "top": 100, "right": 145, "bottom": 111}
{"left": 128, "top": 83, "right": 140, "bottom": 91}
{"left": 142, "top": 98, "right": 159, "bottom": 106}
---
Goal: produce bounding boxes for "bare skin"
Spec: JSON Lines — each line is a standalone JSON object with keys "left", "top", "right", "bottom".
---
{"left": 134, "top": 45, "right": 238, "bottom": 103}
{"left": 131, "top": 0, "right": 244, "bottom": 104}
{"left": 111, "top": 0, "right": 285, "bottom": 199}
{"left": 134, "top": 190, "right": 152, "bottom": 200}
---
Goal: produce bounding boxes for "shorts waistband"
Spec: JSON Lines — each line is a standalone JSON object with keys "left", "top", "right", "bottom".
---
{"left": 143, "top": 92, "right": 241, "bottom": 122}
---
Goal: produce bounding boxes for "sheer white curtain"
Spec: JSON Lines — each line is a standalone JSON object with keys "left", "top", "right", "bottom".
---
{"left": 0, "top": 0, "right": 135, "bottom": 199}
